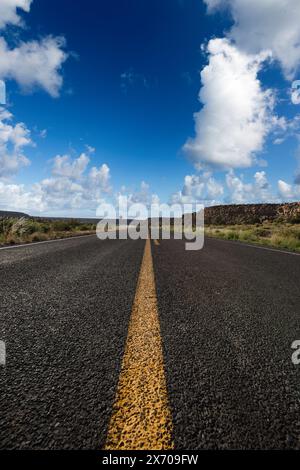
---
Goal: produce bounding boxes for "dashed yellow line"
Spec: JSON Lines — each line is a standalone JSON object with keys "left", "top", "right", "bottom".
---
{"left": 104, "top": 239, "right": 174, "bottom": 450}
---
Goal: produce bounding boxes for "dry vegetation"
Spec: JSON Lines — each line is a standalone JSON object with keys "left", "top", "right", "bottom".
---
{"left": 205, "top": 222, "right": 300, "bottom": 252}
{"left": 0, "top": 218, "right": 96, "bottom": 246}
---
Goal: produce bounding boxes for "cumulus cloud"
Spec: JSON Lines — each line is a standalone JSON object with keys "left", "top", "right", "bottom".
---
{"left": 0, "top": 1, "right": 68, "bottom": 97}
{"left": 89, "top": 164, "right": 111, "bottom": 193}
{"left": 254, "top": 170, "right": 269, "bottom": 190}
{"left": 278, "top": 179, "right": 300, "bottom": 200}
{"left": 0, "top": 0, "right": 32, "bottom": 30}
{"left": 225, "top": 170, "right": 274, "bottom": 203}
{"left": 172, "top": 168, "right": 300, "bottom": 206}
{"left": 205, "top": 0, "right": 300, "bottom": 80}
{"left": 172, "top": 170, "right": 297, "bottom": 206}
{"left": 0, "top": 107, "right": 32, "bottom": 178}
{"left": 184, "top": 38, "right": 275, "bottom": 169}
{"left": 0, "top": 151, "right": 112, "bottom": 214}
{"left": 294, "top": 173, "right": 300, "bottom": 185}
{"left": 116, "top": 181, "right": 159, "bottom": 210}
{"left": 52, "top": 153, "right": 90, "bottom": 179}
{"left": 171, "top": 172, "right": 224, "bottom": 205}
{"left": 291, "top": 81, "right": 300, "bottom": 105}
{"left": 0, "top": 36, "right": 68, "bottom": 97}
{"left": 40, "top": 154, "right": 111, "bottom": 210}
{"left": 0, "top": 181, "right": 44, "bottom": 212}
{"left": 207, "top": 176, "right": 224, "bottom": 198}
{"left": 172, "top": 175, "right": 205, "bottom": 204}
{"left": 184, "top": 1, "right": 300, "bottom": 172}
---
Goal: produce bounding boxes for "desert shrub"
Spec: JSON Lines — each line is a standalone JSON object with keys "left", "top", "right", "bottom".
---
{"left": 290, "top": 217, "right": 300, "bottom": 224}
{"left": 253, "top": 227, "right": 271, "bottom": 238}
{"left": 205, "top": 221, "right": 300, "bottom": 252}
{"left": 25, "top": 220, "right": 43, "bottom": 235}
{"left": 76, "top": 223, "right": 92, "bottom": 231}
{"left": 39, "top": 223, "right": 51, "bottom": 233}
{"left": 29, "top": 233, "right": 49, "bottom": 242}
{"left": 239, "top": 230, "right": 257, "bottom": 242}
{"left": 0, "top": 216, "right": 96, "bottom": 245}
{"left": 0, "top": 218, "right": 14, "bottom": 236}
{"left": 52, "top": 220, "right": 73, "bottom": 232}
{"left": 0, "top": 217, "right": 31, "bottom": 242}
{"left": 52, "top": 219, "right": 82, "bottom": 231}
{"left": 227, "top": 230, "right": 239, "bottom": 240}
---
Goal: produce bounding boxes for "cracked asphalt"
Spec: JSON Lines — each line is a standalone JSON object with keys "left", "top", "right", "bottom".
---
{"left": 1, "top": 235, "right": 300, "bottom": 449}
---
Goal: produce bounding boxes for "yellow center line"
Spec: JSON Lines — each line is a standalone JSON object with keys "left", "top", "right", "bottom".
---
{"left": 104, "top": 238, "right": 174, "bottom": 450}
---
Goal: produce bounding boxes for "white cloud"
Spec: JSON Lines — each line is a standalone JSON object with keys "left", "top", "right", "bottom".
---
{"left": 0, "top": 107, "right": 32, "bottom": 178}
{"left": 172, "top": 170, "right": 298, "bottom": 206}
{"left": 0, "top": 36, "right": 68, "bottom": 97}
{"left": 254, "top": 171, "right": 269, "bottom": 189}
{"left": 184, "top": 38, "right": 275, "bottom": 169}
{"left": 226, "top": 170, "right": 273, "bottom": 203}
{"left": 171, "top": 175, "right": 204, "bottom": 205}
{"left": 52, "top": 153, "right": 90, "bottom": 179}
{"left": 89, "top": 164, "right": 111, "bottom": 193}
{"left": 226, "top": 171, "right": 251, "bottom": 204}
{"left": 184, "top": 1, "right": 300, "bottom": 173}
{"left": 205, "top": 0, "right": 300, "bottom": 80}
{"left": 85, "top": 144, "right": 95, "bottom": 154}
{"left": 0, "top": 0, "right": 32, "bottom": 30}
{"left": 207, "top": 176, "right": 224, "bottom": 198}
{"left": 0, "top": 151, "right": 112, "bottom": 214}
{"left": 171, "top": 172, "right": 224, "bottom": 205}
{"left": 0, "top": 1, "right": 68, "bottom": 97}
{"left": 42, "top": 155, "right": 111, "bottom": 210}
{"left": 183, "top": 175, "right": 205, "bottom": 198}
{"left": 278, "top": 179, "right": 300, "bottom": 200}
{"left": 116, "top": 181, "right": 159, "bottom": 209}
{"left": 291, "top": 82, "right": 300, "bottom": 105}
{"left": 0, "top": 181, "right": 44, "bottom": 212}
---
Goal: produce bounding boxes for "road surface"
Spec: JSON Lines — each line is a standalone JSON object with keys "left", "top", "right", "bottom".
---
{"left": 0, "top": 235, "right": 300, "bottom": 449}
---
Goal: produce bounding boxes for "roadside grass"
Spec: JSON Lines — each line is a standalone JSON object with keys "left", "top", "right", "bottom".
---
{"left": 205, "top": 223, "right": 300, "bottom": 253}
{"left": 2, "top": 217, "right": 300, "bottom": 253}
{"left": 0, "top": 218, "right": 96, "bottom": 246}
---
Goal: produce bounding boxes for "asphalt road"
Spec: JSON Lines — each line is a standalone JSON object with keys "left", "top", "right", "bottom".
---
{"left": 1, "top": 235, "right": 300, "bottom": 449}
{"left": 153, "top": 237, "right": 300, "bottom": 450}
{"left": 0, "top": 236, "right": 145, "bottom": 449}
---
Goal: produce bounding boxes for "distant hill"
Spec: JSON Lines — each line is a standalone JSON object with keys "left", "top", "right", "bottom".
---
{"left": 203, "top": 203, "right": 300, "bottom": 225}
{"left": 0, "top": 212, "right": 100, "bottom": 223}
{"left": 34, "top": 216, "right": 101, "bottom": 224}
{"left": 0, "top": 210, "right": 30, "bottom": 219}
{"left": 1, "top": 202, "right": 300, "bottom": 225}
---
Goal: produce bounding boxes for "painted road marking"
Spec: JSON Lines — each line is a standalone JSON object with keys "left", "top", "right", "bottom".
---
{"left": 154, "top": 240, "right": 160, "bottom": 246}
{"left": 0, "top": 341, "right": 5, "bottom": 366}
{"left": 105, "top": 238, "right": 174, "bottom": 450}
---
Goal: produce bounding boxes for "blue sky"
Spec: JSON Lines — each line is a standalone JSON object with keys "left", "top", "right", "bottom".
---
{"left": 0, "top": 0, "right": 300, "bottom": 216}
